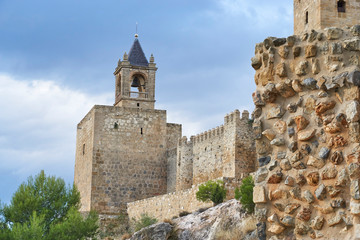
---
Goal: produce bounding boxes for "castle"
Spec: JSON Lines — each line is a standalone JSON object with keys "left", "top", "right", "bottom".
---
{"left": 75, "top": 0, "right": 360, "bottom": 238}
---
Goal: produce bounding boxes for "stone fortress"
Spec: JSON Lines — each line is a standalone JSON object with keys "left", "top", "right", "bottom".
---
{"left": 74, "top": 0, "right": 360, "bottom": 239}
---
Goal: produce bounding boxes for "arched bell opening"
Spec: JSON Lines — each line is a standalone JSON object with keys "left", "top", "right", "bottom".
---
{"left": 130, "top": 74, "right": 147, "bottom": 98}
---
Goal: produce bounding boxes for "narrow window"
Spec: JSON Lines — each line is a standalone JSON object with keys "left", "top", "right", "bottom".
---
{"left": 114, "top": 122, "right": 119, "bottom": 129}
{"left": 82, "top": 144, "right": 85, "bottom": 155}
{"left": 338, "top": 0, "right": 346, "bottom": 12}
{"left": 305, "top": 11, "right": 308, "bottom": 24}
{"left": 141, "top": 128, "right": 143, "bottom": 135}
{"left": 137, "top": 103, "right": 140, "bottom": 107}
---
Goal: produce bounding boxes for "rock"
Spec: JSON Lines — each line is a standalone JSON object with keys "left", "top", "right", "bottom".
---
{"left": 318, "top": 90, "right": 328, "bottom": 98}
{"left": 267, "top": 213, "right": 279, "bottom": 223}
{"left": 288, "top": 127, "right": 295, "bottom": 137}
{"left": 256, "top": 222, "right": 266, "bottom": 240}
{"left": 253, "top": 186, "right": 267, "bottom": 203}
{"left": 262, "top": 129, "right": 275, "bottom": 141}
{"left": 346, "top": 101, "right": 360, "bottom": 122}
{"left": 307, "top": 156, "right": 325, "bottom": 169}
{"left": 255, "top": 167, "right": 269, "bottom": 183}
{"left": 298, "top": 129, "right": 316, "bottom": 141}
{"left": 255, "top": 206, "right": 268, "bottom": 222}
{"left": 252, "top": 91, "right": 265, "bottom": 106}
{"left": 348, "top": 163, "right": 360, "bottom": 179}
{"left": 296, "top": 61, "right": 309, "bottom": 76}
{"left": 279, "top": 45, "right": 290, "bottom": 59}
{"left": 328, "top": 214, "right": 343, "bottom": 226}
{"left": 269, "top": 160, "right": 278, "bottom": 171}
{"left": 270, "top": 138, "right": 285, "bottom": 146}
{"left": 269, "top": 189, "right": 288, "bottom": 201}
{"left": 321, "top": 166, "right": 338, "bottom": 180}
{"left": 280, "top": 159, "right": 292, "bottom": 171}
{"left": 273, "top": 120, "right": 287, "bottom": 134}
{"left": 297, "top": 207, "right": 312, "bottom": 221}
{"left": 276, "top": 82, "right": 295, "bottom": 97}
{"left": 294, "top": 116, "right": 309, "bottom": 131}
{"left": 268, "top": 171, "right": 283, "bottom": 184}
{"left": 336, "top": 113, "right": 348, "bottom": 126}
{"left": 253, "top": 119, "right": 262, "bottom": 140}
{"left": 292, "top": 79, "right": 303, "bottom": 92}
{"left": 315, "top": 184, "right": 327, "bottom": 200}
{"left": 266, "top": 105, "right": 285, "bottom": 119}
{"left": 288, "top": 141, "right": 298, "bottom": 153}
{"left": 289, "top": 187, "right": 302, "bottom": 200}
{"left": 285, "top": 203, "right": 300, "bottom": 214}
{"left": 281, "top": 215, "right": 295, "bottom": 227}
{"left": 273, "top": 38, "right": 286, "bottom": 47}
{"left": 351, "top": 180, "right": 360, "bottom": 200}
{"left": 268, "top": 224, "right": 285, "bottom": 234}
{"left": 312, "top": 58, "right": 321, "bottom": 74}
{"left": 345, "top": 86, "right": 360, "bottom": 102}
{"left": 277, "top": 152, "right": 286, "bottom": 160}
{"left": 296, "top": 173, "right": 306, "bottom": 186}
{"left": 343, "top": 38, "right": 360, "bottom": 51}
{"left": 328, "top": 135, "right": 347, "bottom": 148}
{"left": 263, "top": 37, "right": 273, "bottom": 49}
{"left": 318, "top": 147, "right": 330, "bottom": 159}
{"left": 302, "top": 78, "right": 318, "bottom": 90}
{"left": 314, "top": 204, "right": 334, "bottom": 214}
{"left": 130, "top": 223, "right": 173, "bottom": 240}
{"left": 330, "top": 42, "right": 343, "bottom": 54}
{"left": 350, "top": 201, "right": 360, "bottom": 215}
{"left": 326, "top": 27, "right": 343, "bottom": 40}
{"left": 347, "top": 150, "right": 360, "bottom": 163}
{"left": 351, "top": 25, "right": 360, "bottom": 36}
{"left": 251, "top": 56, "right": 262, "bottom": 70}
{"left": 275, "top": 63, "right": 287, "bottom": 78}
{"left": 287, "top": 103, "right": 298, "bottom": 113}
{"left": 252, "top": 107, "right": 262, "bottom": 119}
{"left": 347, "top": 71, "right": 360, "bottom": 86}
{"left": 349, "top": 122, "right": 360, "bottom": 142}
{"left": 295, "top": 222, "right": 309, "bottom": 235}
{"left": 258, "top": 156, "right": 271, "bottom": 167}
{"left": 331, "top": 198, "right": 346, "bottom": 208}
{"left": 287, "top": 35, "right": 296, "bottom": 46}
{"left": 300, "top": 144, "right": 311, "bottom": 155}
{"left": 326, "top": 185, "right": 341, "bottom": 198}
{"left": 306, "top": 171, "right": 320, "bottom": 186}
{"left": 293, "top": 46, "right": 301, "bottom": 58}
{"left": 311, "top": 216, "right": 324, "bottom": 230}
{"left": 315, "top": 101, "right": 336, "bottom": 115}
{"left": 324, "top": 122, "right": 342, "bottom": 134}
{"left": 305, "top": 45, "right": 317, "bottom": 58}
{"left": 262, "top": 90, "right": 277, "bottom": 103}
{"left": 335, "top": 168, "right": 349, "bottom": 187}
{"left": 274, "top": 203, "right": 285, "bottom": 212}
{"left": 285, "top": 176, "right": 295, "bottom": 186}
{"left": 302, "top": 190, "right": 315, "bottom": 203}
{"left": 303, "top": 95, "right": 317, "bottom": 114}
{"left": 292, "top": 161, "right": 307, "bottom": 170}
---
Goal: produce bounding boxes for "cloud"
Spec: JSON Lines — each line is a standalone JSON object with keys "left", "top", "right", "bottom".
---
{"left": 0, "top": 73, "right": 112, "bottom": 182}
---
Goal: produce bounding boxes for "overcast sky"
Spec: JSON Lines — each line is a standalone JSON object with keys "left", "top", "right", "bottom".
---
{"left": 0, "top": 0, "right": 293, "bottom": 204}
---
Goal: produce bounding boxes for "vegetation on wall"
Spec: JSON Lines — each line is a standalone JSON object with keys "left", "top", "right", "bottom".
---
{"left": 0, "top": 170, "right": 99, "bottom": 240}
{"left": 196, "top": 180, "right": 226, "bottom": 205}
{"left": 235, "top": 175, "right": 255, "bottom": 214}
{"left": 132, "top": 213, "right": 158, "bottom": 232}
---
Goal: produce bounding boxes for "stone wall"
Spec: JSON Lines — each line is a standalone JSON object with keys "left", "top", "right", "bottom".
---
{"left": 294, "top": 0, "right": 360, "bottom": 35}
{"left": 251, "top": 26, "right": 360, "bottom": 239}
{"left": 166, "top": 123, "right": 182, "bottom": 193}
{"left": 127, "top": 177, "right": 240, "bottom": 222}
{"left": 75, "top": 105, "right": 172, "bottom": 215}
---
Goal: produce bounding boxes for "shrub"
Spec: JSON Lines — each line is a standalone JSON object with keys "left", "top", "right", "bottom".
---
{"left": 235, "top": 176, "right": 255, "bottom": 214}
{"left": 133, "top": 213, "right": 157, "bottom": 232}
{"left": 196, "top": 180, "right": 226, "bottom": 205}
{"left": 178, "top": 211, "right": 190, "bottom": 217}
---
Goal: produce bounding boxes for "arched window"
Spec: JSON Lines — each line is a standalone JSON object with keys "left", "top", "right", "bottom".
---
{"left": 338, "top": 0, "right": 346, "bottom": 12}
{"left": 130, "top": 74, "right": 147, "bottom": 98}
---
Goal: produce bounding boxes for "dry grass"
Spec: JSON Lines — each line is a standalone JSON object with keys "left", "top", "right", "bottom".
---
{"left": 163, "top": 218, "right": 174, "bottom": 225}
{"left": 214, "top": 215, "right": 257, "bottom": 240}
{"left": 239, "top": 215, "right": 257, "bottom": 234}
{"left": 120, "top": 233, "right": 132, "bottom": 240}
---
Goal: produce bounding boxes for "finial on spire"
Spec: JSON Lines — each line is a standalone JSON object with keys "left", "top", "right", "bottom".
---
{"left": 150, "top": 54, "right": 154, "bottom": 63}
{"left": 135, "top": 22, "right": 138, "bottom": 38}
{"left": 123, "top": 52, "right": 128, "bottom": 61}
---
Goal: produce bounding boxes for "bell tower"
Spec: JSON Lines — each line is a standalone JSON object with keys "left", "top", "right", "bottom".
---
{"left": 294, "top": 0, "right": 360, "bottom": 35}
{"left": 114, "top": 34, "right": 157, "bottom": 110}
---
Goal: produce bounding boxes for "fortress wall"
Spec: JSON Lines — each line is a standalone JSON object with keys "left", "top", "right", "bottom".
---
{"left": 89, "top": 105, "right": 169, "bottom": 214}
{"left": 251, "top": 27, "right": 360, "bottom": 239}
{"left": 74, "top": 108, "right": 96, "bottom": 212}
{"left": 176, "top": 137, "right": 194, "bottom": 191}
{"left": 166, "top": 123, "right": 182, "bottom": 193}
{"left": 127, "top": 177, "right": 240, "bottom": 221}
{"left": 192, "top": 124, "right": 225, "bottom": 185}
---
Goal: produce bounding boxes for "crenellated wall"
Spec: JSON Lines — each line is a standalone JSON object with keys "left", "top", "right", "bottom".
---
{"left": 251, "top": 26, "right": 360, "bottom": 239}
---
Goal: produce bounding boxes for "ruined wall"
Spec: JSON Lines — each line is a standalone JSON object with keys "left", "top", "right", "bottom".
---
{"left": 166, "top": 123, "right": 182, "bottom": 193}
{"left": 294, "top": 0, "right": 360, "bottom": 35}
{"left": 251, "top": 26, "right": 360, "bottom": 239}
{"left": 127, "top": 177, "right": 240, "bottom": 221}
{"left": 74, "top": 109, "right": 95, "bottom": 212}
{"left": 75, "top": 105, "right": 170, "bottom": 215}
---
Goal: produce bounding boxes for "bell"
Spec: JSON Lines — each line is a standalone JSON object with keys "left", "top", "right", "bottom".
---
{"left": 131, "top": 77, "right": 140, "bottom": 87}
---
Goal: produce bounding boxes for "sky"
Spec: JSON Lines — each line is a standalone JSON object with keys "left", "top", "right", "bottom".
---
{"left": 0, "top": 0, "right": 293, "bottom": 204}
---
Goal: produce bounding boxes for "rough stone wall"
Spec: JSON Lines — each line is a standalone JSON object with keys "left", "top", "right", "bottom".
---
{"left": 166, "top": 123, "right": 182, "bottom": 193}
{"left": 294, "top": 0, "right": 360, "bottom": 35}
{"left": 127, "top": 177, "right": 240, "bottom": 221}
{"left": 176, "top": 137, "right": 194, "bottom": 191}
{"left": 75, "top": 105, "right": 171, "bottom": 215}
{"left": 74, "top": 109, "right": 95, "bottom": 212}
{"left": 251, "top": 26, "right": 360, "bottom": 239}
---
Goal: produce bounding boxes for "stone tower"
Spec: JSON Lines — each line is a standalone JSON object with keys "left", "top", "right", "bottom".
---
{"left": 294, "top": 0, "right": 360, "bottom": 35}
{"left": 74, "top": 35, "right": 181, "bottom": 215}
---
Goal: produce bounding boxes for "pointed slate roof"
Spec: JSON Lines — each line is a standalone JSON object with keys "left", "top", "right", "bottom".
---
{"left": 128, "top": 38, "right": 149, "bottom": 67}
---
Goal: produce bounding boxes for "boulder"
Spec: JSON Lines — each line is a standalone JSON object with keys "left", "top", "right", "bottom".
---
{"left": 130, "top": 223, "right": 173, "bottom": 240}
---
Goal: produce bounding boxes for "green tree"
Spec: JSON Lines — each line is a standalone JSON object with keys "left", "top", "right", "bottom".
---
{"left": 0, "top": 170, "right": 99, "bottom": 240}
{"left": 196, "top": 180, "right": 226, "bottom": 205}
{"left": 235, "top": 176, "right": 255, "bottom": 214}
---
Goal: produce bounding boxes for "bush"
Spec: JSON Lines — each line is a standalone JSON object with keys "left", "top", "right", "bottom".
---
{"left": 178, "top": 211, "right": 190, "bottom": 217}
{"left": 133, "top": 213, "right": 157, "bottom": 232}
{"left": 235, "top": 176, "right": 255, "bottom": 214}
{"left": 196, "top": 180, "right": 226, "bottom": 205}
